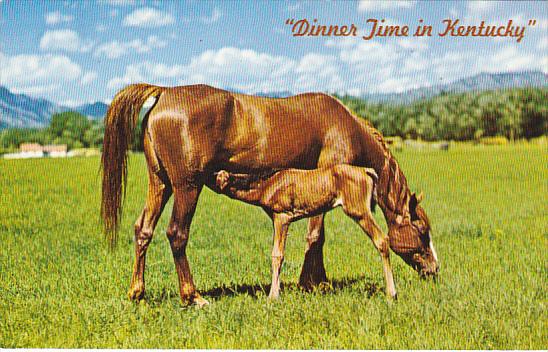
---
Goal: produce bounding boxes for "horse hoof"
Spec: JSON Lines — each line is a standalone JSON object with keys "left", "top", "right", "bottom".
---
{"left": 128, "top": 287, "right": 145, "bottom": 301}
{"left": 193, "top": 296, "right": 209, "bottom": 308}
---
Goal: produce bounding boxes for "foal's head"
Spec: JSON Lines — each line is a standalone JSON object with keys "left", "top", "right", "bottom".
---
{"left": 389, "top": 193, "right": 439, "bottom": 278}
{"left": 215, "top": 170, "right": 261, "bottom": 191}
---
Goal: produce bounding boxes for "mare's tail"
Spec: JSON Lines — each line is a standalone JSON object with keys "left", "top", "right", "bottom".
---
{"left": 100, "top": 83, "right": 163, "bottom": 247}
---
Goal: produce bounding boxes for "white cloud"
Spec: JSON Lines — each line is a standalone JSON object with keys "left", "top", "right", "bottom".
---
{"left": 397, "top": 38, "right": 429, "bottom": 51}
{"left": 45, "top": 11, "right": 74, "bottom": 25}
{"left": 293, "top": 53, "right": 343, "bottom": 92}
{"left": 338, "top": 41, "right": 402, "bottom": 67}
{"left": 109, "top": 48, "right": 340, "bottom": 95}
{"left": 538, "top": 37, "right": 548, "bottom": 50}
{"left": 0, "top": 52, "right": 82, "bottom": 93}
{"left": 61, "top": 99, "right": 85, "bottom": 108}
{"left": 40, "top": 30, "right": 80, "bottom": 52}
{"left": 467, "top": 1, "right": 497, "bottom": 14}
{"left": 94, "top": 35, "right": 167, "bottom": 59}
{"left": 107, "top": 62, "right": 186, "bottom": 90}
{"left": 325, "top": 37, "right": 360, "bottom": 49}
{"left": 476, "top": 45, "right": 540, "bottom": 72}
{"left": 107, "top": 45, "right": 424, "bottom": 95}
{"left": 464, "top": 2, "right": 508, "bottom": 23}
{"left": 181, "top": 47, "right": 297, "bottom": 92}
{"left": 123, "top": 7, "right": 174, "bottom": 27}
{"left": 101, "top": 0, "right": 135, "bottom": 5}
{"left": 201, "top": 7, "right": 222, "bottom": 24}
{"left": 287, "top": 2, "right": 302, "bottom": 12}
{"left": 106, "top": 37, "right": 547, "bottom": 97}
{"left": 358, "top": 0, "right": 415, "bottom": 12}
{"left": 81, "top": 71, "right": 97, "bottom": 85}
{"left": 39, "top": 29, "right": 93, "bottom": 52}
{"left": 107, "top": 66, "right": 145, "bottom": 90}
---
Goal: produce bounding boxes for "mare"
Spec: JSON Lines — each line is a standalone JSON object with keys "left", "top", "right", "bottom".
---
{"left": 101, "top": 84, "right": 439, "bottom": 306}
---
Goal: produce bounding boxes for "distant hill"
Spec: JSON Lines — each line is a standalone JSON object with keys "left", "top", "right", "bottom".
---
{"left": 0, "top": 86, "right": 108, "bottom": 129}
{"left": 0, "top": 71, "right": 545, "bottom": 129}
{"left": 75, "top": 102, "right": 109, "bottom": 118}
{"left": 362, "top": 71, "right": 547, "bottom": 104}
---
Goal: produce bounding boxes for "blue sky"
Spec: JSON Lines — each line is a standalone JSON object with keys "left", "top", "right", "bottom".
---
{"left": 1, "top": 0, "right": 546, "bottom": 106}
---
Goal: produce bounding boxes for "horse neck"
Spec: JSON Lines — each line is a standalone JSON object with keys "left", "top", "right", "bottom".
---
{"left": 377, "top": 156, "right": 412, "bottom": 225}
{"left": 226, "top": 173, "right": 265, "bottom": 205}
{"left": 358, "top": 122, "right": 411, "bottom": 225}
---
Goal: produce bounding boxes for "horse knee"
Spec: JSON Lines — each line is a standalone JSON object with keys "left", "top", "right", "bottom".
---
{"left": 306, "top": 222, "right": 324, "bottom": 243}
{"left": 376, "top": 237, "right": 390, "bottom": 256}
{"left": 134, "top": 221, "right": 153, "bottom": 249}
{"left": 166, "top": 224, "right": 189, "bottom": 255}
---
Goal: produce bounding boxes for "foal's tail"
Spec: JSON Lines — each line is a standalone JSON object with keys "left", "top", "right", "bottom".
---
{"left": 365, "top": 168, "right": 378, "bottom": 212}
{"left": 101, "top": 83, "right": 163, "bottom": 247}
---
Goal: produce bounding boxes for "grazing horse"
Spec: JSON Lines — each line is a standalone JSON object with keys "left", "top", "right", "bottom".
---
{"left": 101, "top": 83, "right": 439, "bottom": 306}
{"left": 214, "top": 165, "right": 399, "bottom": 299}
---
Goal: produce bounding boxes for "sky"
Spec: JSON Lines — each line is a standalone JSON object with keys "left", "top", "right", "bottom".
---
{"left": 0, "top": 0, "right": 546, "bottom": 106}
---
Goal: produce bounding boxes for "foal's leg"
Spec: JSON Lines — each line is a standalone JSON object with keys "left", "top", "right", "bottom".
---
{"left": 269, "top": 214, "right": 290, "bottom": 300}
{"left": 299, "top": 214, "right": 328, "bottom": 290}
{"left": 356, "top": 215, "right": 397, "bottom": 299}
{"left": 166, "top": 185, "right": 208, "bottom": 307}
{"left": 128, "top": 168, "right": 172, "bottom": 301}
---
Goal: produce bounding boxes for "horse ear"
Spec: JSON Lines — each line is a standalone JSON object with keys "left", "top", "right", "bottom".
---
{"left": 409, "top": 193, "right": 420, "bottom": 220}
{"left": 416, "top": 191, "right": 424, "bottom": 203}
{"left": 410, "top": 193, "right": 418, "bottom": 209}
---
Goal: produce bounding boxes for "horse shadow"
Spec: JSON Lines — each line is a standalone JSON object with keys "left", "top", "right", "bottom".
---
{"left": 145, "top": 275, "right": 382, "bottom": 304}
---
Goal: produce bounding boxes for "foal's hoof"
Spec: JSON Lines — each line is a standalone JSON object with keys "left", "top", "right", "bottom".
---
{"left": 387, "top": 292, "right": 398, "bottom": 302}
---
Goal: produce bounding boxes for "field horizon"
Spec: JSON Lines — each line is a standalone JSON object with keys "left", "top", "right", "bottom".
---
{"left": 1, "top": 144, "right": 546, "bottom": 348}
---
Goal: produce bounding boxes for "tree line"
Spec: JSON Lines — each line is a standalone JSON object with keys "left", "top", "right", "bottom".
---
{"left": 0, "top": 87, "right": 546, "bottom": 153}
{"left": 339, "top": 87, "right": 546, "bottom": 141}
{"left": 0, "top": 111, "right": 143, "bottom": 153}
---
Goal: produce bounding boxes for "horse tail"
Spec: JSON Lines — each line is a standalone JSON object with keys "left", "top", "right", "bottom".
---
{"left": 101, "top": 83, "right": 164, "bottom": 248}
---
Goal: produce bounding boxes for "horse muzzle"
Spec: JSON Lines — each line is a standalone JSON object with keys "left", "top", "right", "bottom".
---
{"left": 419, "top": 261, "right": 440, "bottom": 279}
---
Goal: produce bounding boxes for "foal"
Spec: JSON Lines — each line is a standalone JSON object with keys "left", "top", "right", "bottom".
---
{"left": 215, "top": 164, "right": 397, "bottom": 300}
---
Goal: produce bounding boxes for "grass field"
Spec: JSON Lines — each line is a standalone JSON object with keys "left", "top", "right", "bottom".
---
{"left": 0, "top": 145, "right": 546, "bottom": 348}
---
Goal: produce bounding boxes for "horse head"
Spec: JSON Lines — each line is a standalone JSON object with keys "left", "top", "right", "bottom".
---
{"left": 388, "top": 192, "right": 439, "bottom": 278}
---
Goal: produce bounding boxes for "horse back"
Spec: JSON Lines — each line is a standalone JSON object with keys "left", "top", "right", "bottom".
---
{"left": 147, "top": 85, "right": 367, "bottom": 184}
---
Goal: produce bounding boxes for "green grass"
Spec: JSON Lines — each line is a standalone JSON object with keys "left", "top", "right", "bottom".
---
{"left": 0, "top": 145, "right": 546, "bottom": 348}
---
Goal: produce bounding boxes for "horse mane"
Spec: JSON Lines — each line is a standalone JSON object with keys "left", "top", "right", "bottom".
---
{"left": 351, "top": 112, "right": 412, "bottom": 221}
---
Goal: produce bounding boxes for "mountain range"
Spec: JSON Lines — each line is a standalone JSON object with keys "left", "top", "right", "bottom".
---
{"left": 0, "top": 86, "right": 109, "bottom": 130}
{"left": 362, "top": 71, "right": 547, "bottom": 104}
{"left": 0, "top": 71, "right": 546, "bottom": 130}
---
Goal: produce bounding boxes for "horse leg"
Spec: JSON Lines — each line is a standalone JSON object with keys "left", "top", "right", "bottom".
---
{"left": 299, "top": 214, "right": 328, "bottom": 290}
{"left": 128, "top": 169, "right": 172, "bottom": 301}
{"left": 269, "top": 215, "right": 290, "bottom": 300}
{"left": 356, "top": 215, "right": 397, "bottom": 299}
{"left": 166, "top": 185, "right": 208, "bottom": 307}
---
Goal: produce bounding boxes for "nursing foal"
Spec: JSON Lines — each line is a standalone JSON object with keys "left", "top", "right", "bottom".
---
{"left": 215, "top": 164, "right": 397, "bottom": 300}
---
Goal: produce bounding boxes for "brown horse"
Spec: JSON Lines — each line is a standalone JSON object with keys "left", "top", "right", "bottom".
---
{"left": 214, "top": 165, "right": 399, "bottom": 300}
{"left": 101, "top": 83, "right": 439, "bottom": 306}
